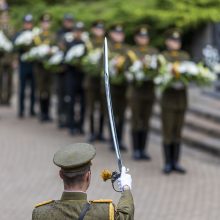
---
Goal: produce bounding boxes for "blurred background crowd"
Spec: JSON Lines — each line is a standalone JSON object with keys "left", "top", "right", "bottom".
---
{"left": 0, "top": 0, "right": 220, "bottom": 175}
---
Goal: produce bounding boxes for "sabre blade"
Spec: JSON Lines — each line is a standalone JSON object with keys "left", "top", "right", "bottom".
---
{"left": 104, "top": 37, "right": 123, "bottom": 172}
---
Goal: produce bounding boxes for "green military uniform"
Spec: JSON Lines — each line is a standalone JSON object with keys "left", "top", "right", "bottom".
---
{"left": 32, "top": 190, "right": 134, "bottom": 220}
{"left": 108, "top": 24, "right": 129, "bottom": 150}
{"left": 0, "top": 10, "right": 13, "bottom": 105}
{"left": 34, "top": 14, "right": 54, "bottom": 122}
{"left": 127, "top": 26, "right": 158, "bottom": 160}
{"left": 161, "top": 30, "right": 189, "bottom": 174}
{"left": 32, "top": 143, "right": 134, "bottom": 220}
{"left": 84, "top": 21, "right": 105, "bottom": 142}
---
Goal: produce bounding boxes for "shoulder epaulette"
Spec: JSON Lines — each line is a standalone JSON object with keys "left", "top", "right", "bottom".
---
{"left": 90, "top": 199, "right": 113, "bottom": 203}
{"left": 90, "top": 200, "right": 115, "bottom": 220}
{"left": 35, "top": 200, "right": 54, "bottom": 208}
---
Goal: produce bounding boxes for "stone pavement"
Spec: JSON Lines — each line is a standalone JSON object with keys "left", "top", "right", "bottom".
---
{"left": 0, "top": 102, "right": 220, "bottom": 220}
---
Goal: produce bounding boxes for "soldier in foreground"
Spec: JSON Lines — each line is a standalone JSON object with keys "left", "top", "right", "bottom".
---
{"left": 161, "top": 30, "right": 189, "bottom": 174}
{"left": 32, "top": 143, "right": 134, "bottom": 220}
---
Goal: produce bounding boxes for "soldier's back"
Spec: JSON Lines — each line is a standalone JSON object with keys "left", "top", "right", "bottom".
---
{"left": 32, "top": 199, "right": 113, "bottom": 220}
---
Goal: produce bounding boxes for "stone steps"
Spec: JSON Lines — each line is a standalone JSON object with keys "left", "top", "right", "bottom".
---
{"left": 150, "top": 87, "right": 220, "bottom": 157}
{"left": 150, "top": 115, "right": 220, "bottom": 157}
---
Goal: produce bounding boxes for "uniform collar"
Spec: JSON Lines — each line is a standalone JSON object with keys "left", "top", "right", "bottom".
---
{"left": 42, "top": 30, "right": 50, "bottom": 36}
{"left": 113, "top": 42, "right": 122, "bottom": 49}
{"left": 94, "top": 37, "right": 103, "bottom": 44}
{"left": 169, "top": 50, "right": 179, "bottom": 57}
{"left": 138, "top": 45, "right": 147, "bottom": 52}
{"left": 61, "top": 191, "right": 87, "bottom": 201}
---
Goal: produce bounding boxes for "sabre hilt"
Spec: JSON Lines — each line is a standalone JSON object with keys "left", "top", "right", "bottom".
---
{"left": 101, "top": 169, "right": 122, "bottom": 192}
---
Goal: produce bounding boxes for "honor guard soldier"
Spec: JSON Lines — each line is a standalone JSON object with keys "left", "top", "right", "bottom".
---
{"left": 56, "top": 14, "right": 74, "bottom": 43}
{"left": 161, "top": 29, "right": 189, "bottom": 174}
{"left": 56, "top": 14, "right": 75, "bottom": 128}
{"left": 84, "top": 20, "right": 106, "bottom": 143}
{"left": 34, "top": 13, "right": 54, "bottom": 122}
{"left": 108, "top": 24, "right": 129, "bottom": 151}
{"left": 32, "top": 143, "right": 134, "bottom": 220}
{"left": 0, "top": 6, "right": 13, "bottom": 105}
{"left": 64, "top": 21, "right": 87, "bottom": 135}
{"left": 127, "top": 26, "right": 158, "bottom": 160}
{"left": 14, "top": 14, "right": 36, "bottom": 118}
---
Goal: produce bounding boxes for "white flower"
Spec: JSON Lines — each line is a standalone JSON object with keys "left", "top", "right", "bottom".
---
{"left": 212, "top": 63, "right": 220, "bottom": 74}
{"left": 166, "top": 63, "right": 173, "bottom": 73}
{"left": 21, "top": 44, "right": 51, "bottom": 61}
{"left": 65, "top": 44, "right": 85, "bottom": 62}
{"left": 179, "top": 61, "right": 199, "bottom": 75}
{"left": 143, "top": 54, "right": 158, "bottom": 69}
{"left": 87, "top": 48, "right": 102, "bottom": 64}
{"left": 154, "top": 76, "right": 163, "bottom": 85}
{"left": 129, "top": 60, "right": 142, "bottom": 72}
{"left": 157, "top": 54, "right": 166, "bottom": 66}
{"left": 135, "top": 71, "right": 145, "bottom": 81}
{"left": 48, "top": 51, "right": 64, "bottom": 65}
{"left": 15, "top": 30, "right": 33, "bottom": 46}
{"left": 81, "top": 32, "right": 90, "bottom": 43}
{"left": 198, "top": 65, "right": 217, "bottom": 81}
{"left": 125, "top": 71, "right": 134, "bottom": 82}
{"left": 154, "top": 74, "right": 172, "bottom": 85}
{"left": 64, "top": 32, "right": 74, "bottom": 43}
{"left": 32, "top": 27, "right": 42, "bottom": 37}
{"left": 109, "top": 58, "right": 117, "bottom": 76}
{"left": 50, "top": 46, "right": 59, "bottom": 54}
{"left": 35, "top": 44, "right": 51, "bottom": 57}
{"left": 0, "top": 30, "right": 13, "bottom": 52}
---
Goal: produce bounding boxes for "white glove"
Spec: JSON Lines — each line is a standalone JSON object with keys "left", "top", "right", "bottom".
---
{"left": 117, "top": 166, "right": 132, "bottom": 191}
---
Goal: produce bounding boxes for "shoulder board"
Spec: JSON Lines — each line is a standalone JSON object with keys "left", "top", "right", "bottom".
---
{"left": 90, "top": 199, "right": 113, "bottom": 203}
{"left": 35, "top": 200, "right": 54, "bottom": 208}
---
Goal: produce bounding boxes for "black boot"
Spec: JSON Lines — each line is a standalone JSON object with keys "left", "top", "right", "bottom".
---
{"left": 163, "top": 144, "right": 172, "bottom": 174}
{"left": 39, "top": 98, "right": 45, "bottom": 121}
{"left": 172, "top": 143, "right": 186, "bottom": 174}
{"left": 87, "top": 115, "right": 96, "bottom": 143}
{"left": 45, "top": 98, "right": 52, "bottom": 121}
{"left": 139, "top": 131, "right": 151, "bottom": 160}
{"left": 117, "top": 121, "right": 127, "bottom": 151}
{"left": 97, "top": 114, "right": 106, "bottom": 142}
{"left": 132, "top": 131, "right": 141, "bottom": 160}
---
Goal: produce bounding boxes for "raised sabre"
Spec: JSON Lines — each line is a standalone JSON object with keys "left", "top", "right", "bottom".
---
{"left": 103, "top": 37, "right": 123, "bottom": 172}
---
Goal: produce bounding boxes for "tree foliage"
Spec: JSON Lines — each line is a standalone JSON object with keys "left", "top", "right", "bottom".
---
{"left": 8, "top": 0, "right": 220, "bottom": 47}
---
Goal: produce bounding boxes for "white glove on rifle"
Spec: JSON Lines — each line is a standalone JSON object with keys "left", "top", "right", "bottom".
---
{"left": 117, "top": 166, "right": 132, "bottom": 191}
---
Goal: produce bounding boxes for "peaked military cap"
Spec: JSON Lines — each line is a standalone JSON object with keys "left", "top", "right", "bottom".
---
{"left": 63, "top": 13, "right": 74, "bottom": 21}
{"left": 135, "top": 25, "right": 149, "bottom": 37}
{"left": 23, "top": 14, "right": 33, "bottom": 22}
{"left": 109, "top": 24, "right": 124, "bottom": 33}
{"left": 92, "top": 20, "right": 104, "bottom": 29}
{"left": 40, "top": 13, "right": 52, "bottom": 22}
{"left": 53, "top": 143, "right": 96, "bottom": 173}
{"left": 165, "top": 29, "right": 182, "bottom": 40}
{"left": 74, "top": 21, "right": 85, "bottom": 31}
